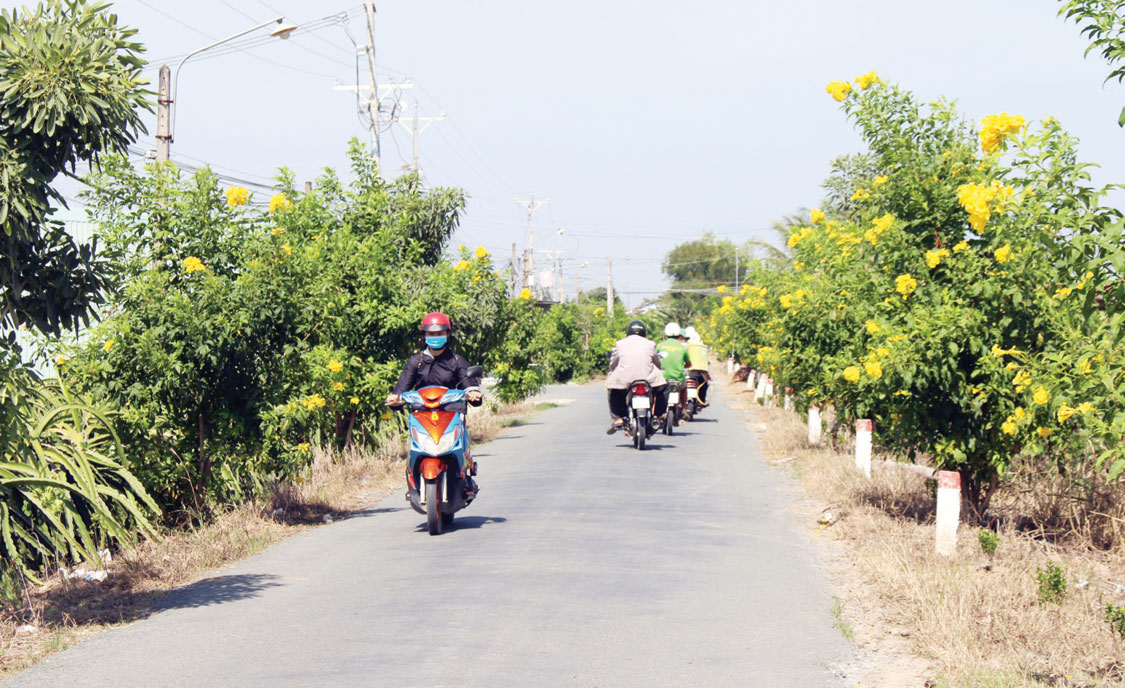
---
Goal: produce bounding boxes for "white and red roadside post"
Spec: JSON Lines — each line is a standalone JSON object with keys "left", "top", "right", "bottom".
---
{"left": 807, "top": 405, "right": 822, "bottom": 446}
{"left": 755, "top": 372, "right": 768, "bottom": 402}
{"left": 935, "top": 470, "right": 961, "bottom": 556}
{"left": 764, "top": 377, "right": 774, "bottom": 406}
{"left": 746, "top": 369, "right": 757, "bottom": 392}
{"left": 727, "top": 357, "right": 735, "bottom": 376}
{"left": 855, "top": 419, "right": 873, "bottom": 478}
{"left": 784, "top": 387, "right": 793, "bottom": 412}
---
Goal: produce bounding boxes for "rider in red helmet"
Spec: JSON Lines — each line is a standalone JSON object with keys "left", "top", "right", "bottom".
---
{"left": 385, "top": 312, "right": 483, "bottom": 406}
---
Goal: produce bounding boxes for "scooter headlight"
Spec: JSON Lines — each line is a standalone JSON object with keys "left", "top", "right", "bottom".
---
{"left": 411, "top": 426, "right": 458, "bottom": 455}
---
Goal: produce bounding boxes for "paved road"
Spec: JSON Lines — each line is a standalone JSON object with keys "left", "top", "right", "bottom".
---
{"left": 7, "top": 383, "right": 849, "bottom": 687}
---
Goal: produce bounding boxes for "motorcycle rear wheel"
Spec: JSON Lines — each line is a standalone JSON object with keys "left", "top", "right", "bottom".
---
{"left": 635, "top": 414, "right": 646, "bottom": 450}
{"left": 426, "top": 480, "right": 442, "bottom": 535}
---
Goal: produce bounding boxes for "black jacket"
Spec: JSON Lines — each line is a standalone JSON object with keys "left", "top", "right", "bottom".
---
{"left": 392, "top": 348, "right": 481, "bottom": 395}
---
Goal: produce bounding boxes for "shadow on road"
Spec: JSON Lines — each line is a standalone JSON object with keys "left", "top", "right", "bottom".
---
{"left": 414, "top": 515, "right": 508, "bottom": 532}
{"left": 353, "top": 506, "right": 408, "bottom": 517}
{"left": 155, "top": 574, "right": 284, "bottom": 611}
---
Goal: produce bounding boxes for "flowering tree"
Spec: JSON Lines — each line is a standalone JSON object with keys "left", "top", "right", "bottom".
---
{"left": 709, "top": 73, "right": 1123, "bottom": 513}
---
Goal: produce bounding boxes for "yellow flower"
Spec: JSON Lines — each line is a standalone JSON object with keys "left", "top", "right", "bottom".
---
{"left": 895, "top": 274, "right": 918, "bottom": 298}
{"left": 850, "top": 188, "right": 871, "bottom": 202}
{"left": 351, "top": 396, "right": 360, "bottom": 405}
{"left": 327, "top": 359, "right": 343, "bottom": 373}
{"left": 303, "top": 394, "right": 327, "bottom": 411}
{"left": 826, "top": 80, "right": 853, "bottom": 101}
{"left": 953, "top": 241, "right": 969, "bottom": 252}
{"left": 864, "top": 361, "right": 883, "bottom": 378}
{"left": 297, "top": 442, "right": 310, "bottom": 452}
{"left": 332, "top": 381, "right": 345, "bottom": 392}
{"left": 1076, "top": 402, "right": 1095, "bottom": 415}
{"left": 1001, "top": 419, "right": 1017, "bottom": 435}
{"left": 1036, "top": 426, "right": 1053, "bottom": 438}
{"left": 716, "top": 284, "right": 727, "bottom": 294}
{"left": 854, "top": 70, "right": 879, "bottom": 90}
{"left": 1032, "top": 386, "right": 1049, "bottom": 405}
{"left": 779, "top": 294, "right": 793, "bottom": 309}
{"left": 787, "top": 227, "right": 813, "bottom": 248}
{"left": 865, "top": 320, "right": 880, "bottom": 335}
{"left": 978, "top": 112, "right": 1026, "bottom": 153}
{"left": 873, "top": 175, "right": 889, "bottom": 186}
{"left": 1057, "top": 404, "right": 1077, "bottom": 423}
{"left": 810, "top": 208, "right": 825, "bottom": 224}
{"left": 271, "top": 226, "right": 284, "bottom": 236}
{"left": 925, "top": 248, "right": 950, "bottom": 269}
{"left": 1077, "top": 358, "right": 1092, "bottom": 375}
{"left": 593, "top": 307, "right": 605, "bottom": 317}
{"left": 519, "top": 288, "right": 533, "bottom": 300}
{"left": 957, "top": 181, "right": 1015, "bottom": 231}
{"left": 475, "top": 246, "right": 488, "bottom": 259}
{"left": 226, "top": 186, "right": 249, "bottom": 206}
{"left": 794, "top": 261, "right": 804, "bottom": 271}
{"left": 55, "top": 354, "right": 67, "bottom": 366}
{"left": 993, "top": 244, "right": 1012, "bottom": 264}
{"left": 1053, "top": 287, "right": 1072, "bottom": 299}
{"left": 1013, "top": 407, "right": 1025, "bottom": 420}
{"left": 843, "top": 366, "right": 862, "bottom": 383}
{"left": 103, "top": 339, "right": 115, "bottom": 353}
{"left": 282, "top": 244, "right": 292, "bottom": 256}
{"left": 269, "top": 193, "right": 293, "bottom": 214}
{"left": 183, "top": 256, "right": 205, "bottom": 274}
{"left": 454, "top": 259, "right": 471, "bottom": 271}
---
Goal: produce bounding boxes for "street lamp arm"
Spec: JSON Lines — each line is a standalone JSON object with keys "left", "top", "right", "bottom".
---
{"left": 168, "top": 16, "right": 285, "bottom": 143}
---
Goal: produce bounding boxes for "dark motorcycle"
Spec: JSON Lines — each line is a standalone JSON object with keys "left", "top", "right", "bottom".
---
{"left": 624, "top": 380, "right": 655, "bottom": 450}
{"left": 664, "top": 380, "right": 684, "bottom": 435}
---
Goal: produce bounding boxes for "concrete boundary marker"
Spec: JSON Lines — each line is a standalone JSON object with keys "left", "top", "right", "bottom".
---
{"left": 935, "top": 470, "right": 961, "bottom": 556}
{"left": 855, "top": 419, "right": 872, "bottom": 478}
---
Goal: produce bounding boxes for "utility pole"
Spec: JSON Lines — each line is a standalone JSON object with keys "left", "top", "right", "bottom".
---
{"left": 606, "top": 257, "right": 615, "bottom": 315}
{"left": 156, "top": 65, "right": 171, "bottom": 163}
{"left": 392, "top": 99, "right": 445, "bottom": 172}
{"left": 364, "top": 0, "right": 379, "bottom": 166}
{"left": 734, "top": 247, "right": 739, "bottom": 292}
{"left": 510, "top": 242, "right": 518, "bottom": 297}
{"left": 514, "top": 193, "right": 548, "bottom": 296}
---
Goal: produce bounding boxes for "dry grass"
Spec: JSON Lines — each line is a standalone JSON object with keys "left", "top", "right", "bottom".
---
{"left": 726, "top": 383, "right": 1125, "bottom": 688}
{"left": 0, "top": 398, "right": 534, "bottom": 678}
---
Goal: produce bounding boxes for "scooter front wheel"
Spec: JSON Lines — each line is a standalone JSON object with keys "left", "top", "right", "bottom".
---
{"left": 425, "top": 479, "right": 442, "bottom": 535}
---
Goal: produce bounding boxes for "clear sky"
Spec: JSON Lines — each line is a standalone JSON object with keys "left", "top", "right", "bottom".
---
{"left": 23, "top": 0, "right": 1125, "bottom": 306}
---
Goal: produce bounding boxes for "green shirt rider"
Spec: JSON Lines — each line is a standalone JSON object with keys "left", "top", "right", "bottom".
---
{"left": 656, "top": 322, "right": 692, "bottom": 421}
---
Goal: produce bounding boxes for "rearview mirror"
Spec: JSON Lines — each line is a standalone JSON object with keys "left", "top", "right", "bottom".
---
{"left": 465, "top": 365, "right": 483, "bottom": 379}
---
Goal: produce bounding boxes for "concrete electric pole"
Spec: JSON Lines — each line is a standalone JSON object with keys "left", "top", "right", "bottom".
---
{"left": 393, "top": 99, "right": 445, "bottom": 172}
{"left": 156, "top": 65, "right": 171, "bottom": 163}
{"left": 606, "top": 257, "right": 615, "bottom": 315}
{"left": 515, "top": 193, "right": 549, "bottom": 297}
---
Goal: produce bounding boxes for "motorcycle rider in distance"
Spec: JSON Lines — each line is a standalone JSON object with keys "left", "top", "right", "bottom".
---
{"left": 685, "top": 326, "right": 712, "bottom": 407}
{"left": 606, "top": 320, "right": 668, "bottom": 435}
{"left": 656, "top": 322, "right": 692, "bottom": 425}
{"left": 386, "top": 312, "right": 483, "bottom": 493}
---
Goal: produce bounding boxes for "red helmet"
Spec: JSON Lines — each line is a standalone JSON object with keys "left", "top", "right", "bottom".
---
{"left": 420, "top": 311, "right": 451, "bottom": 333}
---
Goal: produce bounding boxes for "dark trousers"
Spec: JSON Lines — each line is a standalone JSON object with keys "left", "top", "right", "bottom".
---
{"left": 608, "top": 385, "right": 668, "bottom": 420}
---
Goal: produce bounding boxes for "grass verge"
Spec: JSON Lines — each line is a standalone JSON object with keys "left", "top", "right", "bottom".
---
{"left": 725, "top": 381, "right": 1125, "bottom": 688}
{"left": 0, "top": 398, "right": 538, "bottom": 678}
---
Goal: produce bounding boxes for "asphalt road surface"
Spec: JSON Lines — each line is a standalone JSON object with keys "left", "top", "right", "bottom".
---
{"left": 7, "top": 383, "right": 849, "bottom": 687}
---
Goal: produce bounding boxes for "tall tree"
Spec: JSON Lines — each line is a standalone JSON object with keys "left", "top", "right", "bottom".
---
{"left": 0, "top": 0, "right": 149, "bottom": 336}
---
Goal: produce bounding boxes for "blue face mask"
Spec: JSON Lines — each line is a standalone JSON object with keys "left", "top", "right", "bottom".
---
{"left": 425, "top": 336, "right": 448, "bottom": 350}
